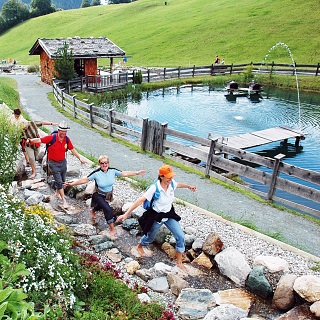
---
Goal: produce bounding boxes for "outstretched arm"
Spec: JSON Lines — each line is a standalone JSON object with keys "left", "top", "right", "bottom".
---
{"left": 64, "top": 176, "right": 90, "bottom": 187}
{"left": 42, "top": 121, "right": 58, "bottom": 126}
{"left": 177, "top": 182, "right": 197, "bottom": 192}
{"left": 120, "top": 170, "right": 146, "bottom": 177}
{"left": 116, "top": 196, "right": 146, "bottom": 223}
{"left": 70, "top": 148, "right": 86, "bottom": 164}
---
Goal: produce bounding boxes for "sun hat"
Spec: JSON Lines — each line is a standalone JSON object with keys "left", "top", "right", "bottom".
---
{"left": 58, "top": 120, "right": 70, "bottom": 131}
{"left": 158, "top": 164, "right": 175, "bottom": 178}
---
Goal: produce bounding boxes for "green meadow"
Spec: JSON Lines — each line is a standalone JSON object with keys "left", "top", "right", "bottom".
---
{"left": 0, "top": 0, "right": 319, "bottom": 67}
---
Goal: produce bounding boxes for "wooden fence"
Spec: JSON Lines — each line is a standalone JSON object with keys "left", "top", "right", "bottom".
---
{"left": 62, "top": 61, "right": 320, "bottom": 93}
{"left": 52, "top": 81, "right": 320, "bottom": 217}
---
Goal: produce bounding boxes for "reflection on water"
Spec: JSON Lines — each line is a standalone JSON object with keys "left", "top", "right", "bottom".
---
{"left": 103, "top": 85, "right": 320, "bottom": 211}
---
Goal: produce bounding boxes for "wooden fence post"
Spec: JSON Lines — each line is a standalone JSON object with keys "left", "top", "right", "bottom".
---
{"left": 140, "top": 117, "right": 149, "bottom": 151}
{"left": 230, "top": 63, "right": 233, "bottom": 75}
{"left": 316, "top": 63, "right": 320, "bottom": 77}
{"left": 108, "top": 108, "right": 114, "bottom": 136}
{"left": 148, "top": 69, "right": 150, "bottom": 83}
{"left": 61, "top": 89, "right": 65, "bottom": 110}
{"left": 211, "top": 64, "right": 214, "bottom": 76}
{"left": 159, "top": 122, "right": 168, "bottom": 156}
{"left": 267, "top": 153, "right": 286, "bottom": 200}
{"left": 205, "top": 139, "right": 217, "bottom": 178}
{"left": 192, "top": 65, "right": 196, "bottom": 77}
{"left": 72, "top": 95, "right": 77, "bottom": 119}
{"left": 164, "top": 68, "right": 166, "bottom": 80}
{"left": 178, "top": 66, "right": 181, "bottom": 78}
{"left": 89, "top": 103, "right": 94, "bottom": 128}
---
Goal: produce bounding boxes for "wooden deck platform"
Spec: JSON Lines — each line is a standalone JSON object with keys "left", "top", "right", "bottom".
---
{"left": 195, "top": 126, "right": 305, "bottom": 152}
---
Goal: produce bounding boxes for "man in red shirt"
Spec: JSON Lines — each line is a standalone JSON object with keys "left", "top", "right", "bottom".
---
{"left": 28, "top": 121, "right": 85, "bottom": 209}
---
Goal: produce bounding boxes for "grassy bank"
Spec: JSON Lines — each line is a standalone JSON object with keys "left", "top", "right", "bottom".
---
{"left": 0, "top": 0, "right": 319, "bottom": 66}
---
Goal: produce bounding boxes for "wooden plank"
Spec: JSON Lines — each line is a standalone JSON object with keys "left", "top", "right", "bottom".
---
{"left": 225, "top": 133, "right": 272, "bottom": 149}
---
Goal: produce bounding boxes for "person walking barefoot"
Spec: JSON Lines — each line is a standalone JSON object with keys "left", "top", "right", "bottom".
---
{"left": 116, "top": 164, "right": 196, "bottom": 272}
{"left": 65, "top": 155, "right": 146, "bottom": 237}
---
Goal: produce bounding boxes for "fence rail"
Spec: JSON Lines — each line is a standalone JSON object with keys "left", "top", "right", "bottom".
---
{"left": 52, "top": 81, "right": 320, "bottom": 217}
{"left": 62, "top": 61, "right": 320, "bottom": 92}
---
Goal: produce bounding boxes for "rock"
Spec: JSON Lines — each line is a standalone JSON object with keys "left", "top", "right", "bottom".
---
{"left": 213, "top": 288, "right": 254, "bottom": 313}
{"left": 293, "top": 275, "right": 320, "bottom": 303}
{"left": 275, "top": 303, "right": 317, "bottom": 319}
{"left": 246, "top": 266, "right": 273, "bottom": 299}
{"left": 121, "top": 218, "right": 139, "bottom": 230}
{"left": 310, "top": 300, "right": 320, "bottom": 318}
{"left": 175, "top": 288, "right": 216, "bottom": 320}
{"left": 137, "top": 293, "right": 150, "bottom": 303}
{"left": 203, "top": 303, "right": 248, "bottom": 320}
{"left": 192, "top": 238, "right": 204, "bottom": 252}
{"left": 202, "top": 232, "right": 224, "bottom": 256}
{"left": 88, "top": 234, "right": 111, "bottom": 245}
{"left": 214, "top": 247, "right": 251, "bottom": 287}
{"left": 125, "top": 260, "right": 140, "bottom": 275}
{"left": 147, "top": 276, "right": 169, "bottom": 293}
{"left": 93, "top": 241, "right": 115, "bottom": 252}
{"left": 253, "top": 255, "right": 289, "bottom": 290}
{"left": 167, "top": 273, "right": 189, "bottom": 296}
{"left": 272, "top": 274, "right": 297, "bottom": 311}
{"left": 192, "top": 252, "right": 213, "bottom": 269}
{"left": 73, "top": 223, "right": 97, "bottom": 236}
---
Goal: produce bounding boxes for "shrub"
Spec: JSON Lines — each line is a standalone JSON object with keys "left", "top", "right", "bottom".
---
{"left": 27, "top": 65, "right": 39, "bottom": 73}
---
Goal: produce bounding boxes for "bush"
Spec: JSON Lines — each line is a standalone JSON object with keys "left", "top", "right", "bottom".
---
{"left": 27, "top": 65, "right": 39, "bottom": 73}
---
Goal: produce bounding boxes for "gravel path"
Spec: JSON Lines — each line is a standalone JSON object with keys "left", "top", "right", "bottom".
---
{"left": 5, "top": 71, "right": 320, "bottom": 258}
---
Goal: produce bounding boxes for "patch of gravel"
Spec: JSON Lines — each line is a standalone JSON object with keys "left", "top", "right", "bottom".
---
{"left": 68, "top": 153, "right": 320, "bottom": 278}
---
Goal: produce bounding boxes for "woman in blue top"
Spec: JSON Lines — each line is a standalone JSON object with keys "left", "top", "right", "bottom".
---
{"left": 116, "top": 164, "right": 196, "bottom": 271}
{"left": 64, "top": 155, "right": 145, "bottom": 236}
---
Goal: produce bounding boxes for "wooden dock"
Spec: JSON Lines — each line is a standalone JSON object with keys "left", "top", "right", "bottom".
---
{"left": 196, "top": 126, "right": 305, "bottom": 152}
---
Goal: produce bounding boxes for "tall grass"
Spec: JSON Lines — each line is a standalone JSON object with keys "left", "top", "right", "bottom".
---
{"left": 0, "top": 0, "right": 319, "bottom": 66}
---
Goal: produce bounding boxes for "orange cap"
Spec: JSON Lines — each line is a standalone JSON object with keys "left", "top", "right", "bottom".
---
{"left": 159, "top": 164, "right": 175, "bottom": 178}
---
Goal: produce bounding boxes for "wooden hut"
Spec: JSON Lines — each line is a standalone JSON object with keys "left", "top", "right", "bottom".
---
{"left": 29, "top": 36, "right": 126, "bottom": 85}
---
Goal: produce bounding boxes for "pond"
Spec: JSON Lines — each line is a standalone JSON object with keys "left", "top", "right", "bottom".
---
{"left": 107, "top": 85, "right": 320, "bottom": 212}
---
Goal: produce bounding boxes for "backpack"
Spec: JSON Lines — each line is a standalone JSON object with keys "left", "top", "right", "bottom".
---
{"left": 46, "top": 131, "right": 70, "bottom": 153}
{"left": 143, "top": 180, "right": 174, "bottom": 210}
{"left": 43, "top": 131, "right": 70, "bottom": 178}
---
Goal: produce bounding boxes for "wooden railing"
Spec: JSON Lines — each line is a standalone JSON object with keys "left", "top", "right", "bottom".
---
{"left": 60, "top": 61, "right": 320, "bottom": 93}
{"left": 52, "top": 80, "right": 320, "bottom": 217}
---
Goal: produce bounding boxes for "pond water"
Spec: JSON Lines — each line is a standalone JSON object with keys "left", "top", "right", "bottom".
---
{"left": 108, "top": 85, "right": 320, "bottom": 212}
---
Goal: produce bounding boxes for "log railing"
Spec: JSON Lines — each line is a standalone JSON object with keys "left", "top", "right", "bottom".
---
{"left": 52, "top": 80, "right": 320, "bottom": 217}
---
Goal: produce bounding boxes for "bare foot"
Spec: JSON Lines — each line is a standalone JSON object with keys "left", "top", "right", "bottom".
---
{"left": 54, "top": 193, "right": 61, "bottom": 200}
{"left": 29, "top": 174, "right": 36, "bottom": 179}
{"left": 136, "top": 244, "right": 145, "bottom": 256}
{"left": 177, "top": 263, "right": 188, "bottom": 273}
{"left": 62, "top": 203, "right": 70, "bottom": 209}
{"left": 89, "top": 208, "right": 96, "bottom": 219}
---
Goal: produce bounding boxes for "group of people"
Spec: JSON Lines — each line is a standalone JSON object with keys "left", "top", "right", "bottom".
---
{"left": 10, "top": 108, "right": 197, "bottom": 270}
{"left": 214, "top": 54, "right": 225, "bottom": 65}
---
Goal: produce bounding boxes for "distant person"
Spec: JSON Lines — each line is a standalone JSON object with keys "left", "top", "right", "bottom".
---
{"left": 64, "top": 155, "right": 146, "bottom": 236}
{"left": 214, "top": 55, "right": 220, "bottom": 64}
{"left": 23, "top": 119, "right": 58, "bottom": 179}
{"left": 221, "top": 58, "right": 225, "bottom": 65}
{"left": 10, "top": 108, "right": 29, "bottom": 165}
{"left": 27, "top": 121, "right": 85, "bottom": 209}
{"left": 116, "top": 164, "right": 197, "bottom": 272}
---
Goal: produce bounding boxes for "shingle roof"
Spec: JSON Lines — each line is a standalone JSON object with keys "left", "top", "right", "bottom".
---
{"left": 29, "top": 36, "right": 126, "bottom": 59}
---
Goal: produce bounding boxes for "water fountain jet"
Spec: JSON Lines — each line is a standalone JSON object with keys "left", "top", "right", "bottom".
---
{"left": 261, "top": 42, "right": 302, "bottom": 130}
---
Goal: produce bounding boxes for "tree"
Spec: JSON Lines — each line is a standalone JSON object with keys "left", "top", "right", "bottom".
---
{"left": 53, "top": 42, "right": 76, "bottom": 90}
{"left": 90, "top": 0, "right": 100, "bottom": 6}
{"left": 1, "top": 0, "right": 30, "bottom": 29}
{"left": 30, "top": 0, "right": 55, "bottom": 17}
{"left": 81, "top": 0, "right": 90, "bottom": 8}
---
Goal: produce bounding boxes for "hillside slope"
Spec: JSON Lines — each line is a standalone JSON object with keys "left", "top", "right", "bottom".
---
{"left": 0, "top": 0, "right": 82, "bottom": 10}
{"left": 0, "top": 0, "right": 319, "bottom": 67}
